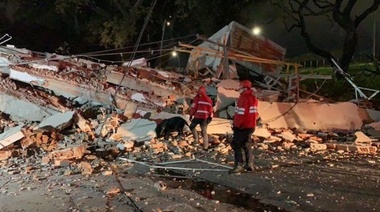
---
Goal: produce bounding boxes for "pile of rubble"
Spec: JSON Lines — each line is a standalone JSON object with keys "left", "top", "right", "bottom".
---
{"left": 0, "top": 45, "right": 380, "bottom": 176}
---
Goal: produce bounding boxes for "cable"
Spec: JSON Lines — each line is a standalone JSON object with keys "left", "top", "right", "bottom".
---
{"left": 73, "top": 36, "right": 198, "bottom": 64}
{"left": 112, "top": 0, "right": 157, "bottom": 102}
{"left": 76, "top": 34, "right": 198, "bottom": 56}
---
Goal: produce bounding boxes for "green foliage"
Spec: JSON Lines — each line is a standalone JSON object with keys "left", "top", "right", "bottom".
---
{"left": 54, "top": 0, "right": 146, "bottom": 48}
{"left": 301, "top": 63, "right": 380, "bottom": 106}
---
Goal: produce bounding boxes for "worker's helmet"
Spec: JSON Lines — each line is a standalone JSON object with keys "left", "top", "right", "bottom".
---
{"left": 240, "top": 80, "right": 252, "bottom": 88}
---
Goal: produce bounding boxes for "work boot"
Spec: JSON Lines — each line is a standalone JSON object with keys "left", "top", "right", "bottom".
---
{"left": 229, "top": 163, "right": 245, "bottom": 174}
{"left": 244, "top": 163, "right": 255, "bottom": 172}
{"left": 203, "top": 143, "right": 209, "bottom": 150}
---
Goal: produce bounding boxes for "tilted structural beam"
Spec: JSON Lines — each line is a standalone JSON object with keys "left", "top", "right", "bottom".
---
{"left": 331, "top": 58, "right": 379, "bottom": 101}
{"left": 176, "top": 42, "right": 302, "bottom": 75}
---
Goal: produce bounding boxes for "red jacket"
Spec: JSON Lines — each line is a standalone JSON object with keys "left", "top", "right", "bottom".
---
{"left": 233, "top": 88, "right": 258, "bottom": 129}
{"left": 190, "top": 91, "right": 213, "bottom": 119}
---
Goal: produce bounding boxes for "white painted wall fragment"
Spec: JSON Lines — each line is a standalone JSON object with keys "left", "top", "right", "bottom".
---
{"left": 9, "top": 68, "right": 45, "bottom": 86}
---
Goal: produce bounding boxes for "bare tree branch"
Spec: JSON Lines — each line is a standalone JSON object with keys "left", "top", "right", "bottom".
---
{"left": 112, "top": 0, "right": 128, "bottom": 18}
{"left": 271, "top": 0, "right": 379, "bottom": 71}
{"left": 354, "top": 0, "right": 380, "bottom": 27}
{"left": 88, "top": 0, "right": 111, "bottom": 19}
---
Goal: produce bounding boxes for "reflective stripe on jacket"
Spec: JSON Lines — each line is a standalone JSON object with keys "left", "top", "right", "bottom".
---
{"left": 190, "top": 93, "right": 213, "bottom": 119}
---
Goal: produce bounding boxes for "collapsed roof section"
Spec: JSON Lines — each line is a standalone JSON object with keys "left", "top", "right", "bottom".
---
{"left": 185, "top": 21, "right": 287, "bottom": 79}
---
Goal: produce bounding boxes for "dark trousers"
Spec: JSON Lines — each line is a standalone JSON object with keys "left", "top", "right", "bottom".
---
{"left": 190, "top": 118, "right": 209, "bottom": 148}
{"left": 231, "top": 128, "right": 254, "bottom": 165}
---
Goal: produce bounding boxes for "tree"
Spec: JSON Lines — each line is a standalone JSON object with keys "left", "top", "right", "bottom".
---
{"left": 271, "top": 0, "right": 380, "bottom": 72}
{"left": 0, "top": 0, "right": 272, "bottom": 54}
{"left": 0, "top": 0, "right": 70, "bottom": 52}
{"left": 55, "top": 0, "right": 147, "bottom": 48}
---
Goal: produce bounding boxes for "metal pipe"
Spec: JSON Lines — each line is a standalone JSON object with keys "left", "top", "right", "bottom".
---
{"left": 119, "top": 158, "right": 229, "bottom": 172}
{"left": 157, "top": 159, "right": 195, "bottom": 165}
{"left": 195, "top": 158, "right": 232, "bottom": 169}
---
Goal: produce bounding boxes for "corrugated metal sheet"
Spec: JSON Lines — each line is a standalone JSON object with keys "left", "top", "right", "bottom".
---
{"left": 186, "top": 21, "right": 287, "bottom": 77}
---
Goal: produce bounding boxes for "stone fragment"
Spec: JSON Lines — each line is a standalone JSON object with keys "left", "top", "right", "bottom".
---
{"left": 79, "top": 161, "right": 93, "bottom": 175}
{"left": 253, "top": 127, "right": 271, "bottom": 138}
{"left": 0, "top": 150, "right": 12, "bottom": 160}
{"left": 354, "top": 131, "right": 373, "bottom": 146}
{"left": 279, "top": 131, "right": 298, "bottom": 142}
{"left": 310, "top": 143, "right": 327, "bottom": 152}
{"left": 47, "top": 145, "right": 86, "bottom": 161}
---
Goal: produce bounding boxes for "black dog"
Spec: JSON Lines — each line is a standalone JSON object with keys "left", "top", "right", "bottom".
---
{"left": 155, "top": 116, "right": 189, "bottom": 140}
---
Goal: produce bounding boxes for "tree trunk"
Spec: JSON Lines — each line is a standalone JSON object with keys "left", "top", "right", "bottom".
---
{"left": 340, "top": 30, "right": 358, "bottom": 72}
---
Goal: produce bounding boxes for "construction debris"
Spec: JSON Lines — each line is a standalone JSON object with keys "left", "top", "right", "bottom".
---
{"left": 0, "top": 43, "right": 378, "bottom": 181}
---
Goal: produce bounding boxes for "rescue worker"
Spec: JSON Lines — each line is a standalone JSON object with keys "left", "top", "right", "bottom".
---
{"left": 229, "top": 80, "right": 259, "bottom": 174}
{"left": 189, "top": 85, "right": 214, "bottom": 150}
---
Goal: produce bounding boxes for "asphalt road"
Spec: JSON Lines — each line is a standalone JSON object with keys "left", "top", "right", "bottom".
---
{"left": 156, "top": 151, "right": 380, "bottom": 212}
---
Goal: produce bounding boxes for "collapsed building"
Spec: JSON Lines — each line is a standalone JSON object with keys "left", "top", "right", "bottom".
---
{"left": 0, "top": 21, "right": 379, "bottom": 171}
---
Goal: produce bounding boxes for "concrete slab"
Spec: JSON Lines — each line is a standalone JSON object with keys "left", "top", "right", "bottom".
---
{"left": 115, "top": 118, "right": 157, "bottom": 142}
{"left": 9, "top": 68, "right": 45, "bottom": 86}
{"left": 0, "top": 93, "right": 58, "bottom": 121}
{"left": 0, "top": 125, "right": 24, "bottom": 150}
{"left": 106, "top": 71, "right": 179, "bottom": 98}
{"left": 37, "top": 111, "right": 75, "bottom": 130}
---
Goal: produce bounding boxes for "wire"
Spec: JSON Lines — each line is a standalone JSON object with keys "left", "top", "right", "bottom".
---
{"left": 76, "top": 34, "right": 198, "bottom": 56}
{"left": 261, "top": 103, "right": 298, "bottom": 123}
{"left": 112, "top": 0, "right": 157, "bottom": 101}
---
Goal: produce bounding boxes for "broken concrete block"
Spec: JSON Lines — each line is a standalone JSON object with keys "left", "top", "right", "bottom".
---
{"left": 79, "top": 161, "right": 93, "bottom": 175}
{"left": 37, "top": 111, "right": 75, "bottom": 131}
{"left": 54, "top": 159, "right": 71, "bottom": 167}
{"left": 9, "top": 68, "right": 45, "bottom": 86}
{"left": 206, "top": 118, "right": 233, "bottom": 134}
{"left": 116, "top": 141, "right": 135, "bottom": 151}
{"left": 253, "top": 127, "right": 271, "bottom": 138}
{"left": 310, "top": 143, "right": 327, "bottom": 152}
{"left": 123, "top": 101, "right": 138, "bottom": 119}
{"left": 178, "top": 140, "right": 189, "bottom": 148}
{"left": 354, "top": 131, "right": 373, "bottom": 146}
{"left": 348, "top": 145, "right": 378, "bottom": 154}
{"left": 47, "top": 145, "right": 86, "bottom": 161}
{"left": 298, "top": 133, "right": 313, "bottom": 140}
{"left": 113, "top": 118, "right": 156, "bottom": 142}
{"left": 0, "top": 93, "right": 57, "bottom": 121}
{"left": 0, "top": 150, "right": 12, "bottom": 160}
{"left": 282, "top": 142, "right": 295, "bottom": 150}
{"left": 279, "top": 131, "right": 298, "bottom": 142}
{"left": 0, "top": 125, "right": 25, "bottom": 150}
{"left": 106, "top": 187, "right": 121, "bottom": 195}
{"left": 151, "top": 142, "right": 166, "bottom": 149}
{"left": 41, "top": 156, "right": 50, "bottom": 165}
{"left": 264, "top": 136, "right": 282, "bottom": 143}
{"left": 309, "top": 136, "right": 323, "bottom": 143}
{"left": 73, "top": 113, "right": 92, "bottom": 132}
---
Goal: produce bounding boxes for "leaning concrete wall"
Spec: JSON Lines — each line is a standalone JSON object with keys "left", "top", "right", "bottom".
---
{"left": 259, "top": 101, "right": 367, "bottom": 132}
{"left": 216, "top": 86, "right": 380, "bottom": 131}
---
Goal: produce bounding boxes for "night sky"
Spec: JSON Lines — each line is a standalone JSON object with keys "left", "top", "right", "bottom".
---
{"left": 1, "top": 1, "right": 379, "bottom": 59}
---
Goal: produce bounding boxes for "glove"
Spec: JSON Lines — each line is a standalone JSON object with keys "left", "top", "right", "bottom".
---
{"left": 207, "top": 116, "right": 212, "bottom": 124}
{"left": 189, "top": 116, "right": 193, "bottom": 121}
